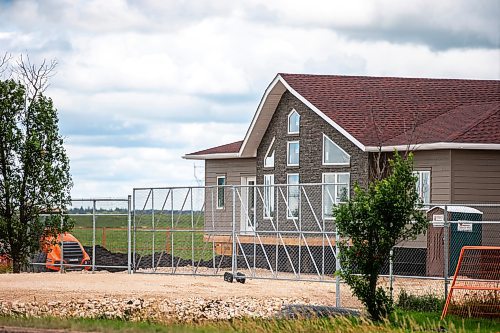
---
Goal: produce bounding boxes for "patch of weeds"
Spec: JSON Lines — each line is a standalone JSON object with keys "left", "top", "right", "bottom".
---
{"left": 396, "top": 289, "right": 445, "bottom": 313}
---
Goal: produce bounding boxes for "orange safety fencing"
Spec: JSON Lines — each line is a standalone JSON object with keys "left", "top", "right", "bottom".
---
{"left": 441, "top": 246, "right": 500, "bottom": 319}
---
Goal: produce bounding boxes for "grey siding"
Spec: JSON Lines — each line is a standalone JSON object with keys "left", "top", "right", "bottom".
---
{"left": 205, "top": 158, "right": 256, "bottom": 232}
{"left": 451, "top": 150, "right": 500, "bottom": 203}
{"left": 413, "top": 150, "right": 452, "bottom": 203}
{"left": 451, "top": 150, "right": 500, "bottom": 246}
{"left": 396, "top": 233, "right": 428, "bottom": 249}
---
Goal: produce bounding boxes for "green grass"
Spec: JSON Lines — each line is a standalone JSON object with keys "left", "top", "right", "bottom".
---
{"left": 69, "top": 213, "right": 204, "bottom": 229}
{"left": 68, "top": 213, "right": 213, "bottom": 261}
{"left": 396, "top": 289, "right": 445, "bottom": 313}
{"left": 0, "top": 310, "right": 498, "bottom": 333}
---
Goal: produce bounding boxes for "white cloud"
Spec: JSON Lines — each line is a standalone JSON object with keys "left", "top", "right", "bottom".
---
{"left": 1, "top": 0, "right": 498, "bottom": 199}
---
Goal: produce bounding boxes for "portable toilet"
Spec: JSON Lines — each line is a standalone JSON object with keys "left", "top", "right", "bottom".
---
{"left": 426, "top": 206, "right": 483, "bottom": 277}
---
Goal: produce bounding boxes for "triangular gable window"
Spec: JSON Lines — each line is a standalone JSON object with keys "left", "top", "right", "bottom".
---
{"left": 323, "top": 134, "right": 350, "bottom": 165}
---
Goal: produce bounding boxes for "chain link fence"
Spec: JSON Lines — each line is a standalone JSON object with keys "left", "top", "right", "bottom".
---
{"left": 29, "top": 197, "right": 132, "bottom": 273}
{"left": 388, "top": 203, "right": 500, "bottom": 305}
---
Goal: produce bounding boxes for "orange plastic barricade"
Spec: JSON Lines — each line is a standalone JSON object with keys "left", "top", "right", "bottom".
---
{"left": 441, "top": 246, "right": 500, "bottom": 319}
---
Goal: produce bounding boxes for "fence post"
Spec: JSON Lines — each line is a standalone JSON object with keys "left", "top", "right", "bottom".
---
{"left": 389, "top": 247, "right": 394, "bottom": 302}
{"left": 191, "top": 187, "right": 195, "bottom": 274}
{"left": 102, "top": 227, "right": 106, "bottom": 249}
{"left": 132, "top": 190, "right": 137, "bottom": 273}
{"left": 335, "top": 225, "right": 341, "bottom": 307}
{"left": 232, "top": 186, "right": 237, "bottom": 279}
{"left": 151, "top": 189, "right": 155, "bottom": 271}
{"left": 92, "top": 200, "right": 96, "bottom": 272}
{"left": 443, "top": 205, "right": 450, "bottom": 301}
{"left": 127, "top": 195, "right": 132, "bottom": 274}
{"left": 60, "top": 213, "right": 64, "bottom": 274}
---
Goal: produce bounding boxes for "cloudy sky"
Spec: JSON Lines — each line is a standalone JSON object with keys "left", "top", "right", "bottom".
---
{"left": 1, "top": 0, "right": 499, "bottom": 199}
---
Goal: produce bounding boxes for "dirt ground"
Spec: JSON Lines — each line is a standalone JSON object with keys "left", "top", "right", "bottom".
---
{"left": 0, "top": 271, "right": 445, "bottom": 309}
{"left": 0, "top": 271, "right": 340, "bottom": 305}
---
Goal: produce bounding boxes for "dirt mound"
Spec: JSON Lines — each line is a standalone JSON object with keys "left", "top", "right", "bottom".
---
{"left": 83, "top": 246, "right": 233, "bottom": 272}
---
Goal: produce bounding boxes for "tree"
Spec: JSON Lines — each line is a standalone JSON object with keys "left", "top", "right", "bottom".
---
{"left": 0, "top": 54, "right": 73, "bottom": 273}
{"left": 333, "top": 151, "right": 428, "bottom": 321}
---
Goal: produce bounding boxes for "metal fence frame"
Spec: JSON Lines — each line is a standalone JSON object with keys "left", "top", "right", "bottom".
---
{"left": 30, "top": 196, "right": 132, "bottom": 273}
{"left": 132, "top": 185, "right": 500, "bottom": 308}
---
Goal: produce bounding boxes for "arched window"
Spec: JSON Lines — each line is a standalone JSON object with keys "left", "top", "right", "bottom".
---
{"left": 323, "top": 134, "right": 350, "bottom": 165}
{"left": 288, "top": 109, "right": 300, "bottom": 134}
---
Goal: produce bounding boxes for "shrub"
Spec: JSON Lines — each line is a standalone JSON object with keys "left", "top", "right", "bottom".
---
{"left": 396, "top": 290, "right": 445, "bottom": 313}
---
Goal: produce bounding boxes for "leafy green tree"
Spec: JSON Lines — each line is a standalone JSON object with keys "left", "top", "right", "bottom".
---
{"left": 0, "top": 55, "right": 73, "bottom": 273}
{"left": 334, "top": 151, "right": 428, "bottom": 321}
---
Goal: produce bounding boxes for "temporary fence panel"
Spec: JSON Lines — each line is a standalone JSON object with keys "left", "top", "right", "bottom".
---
{"left": 30, "top": 197, "right": 131, "bottom": 273}
{"left": 442, "top": 246, "right": 500, "bottom": 319}
{"left": 133, "top": 186, "right": 231, "bottom": 276}
{"left": 132, "top": 185, "right": 500, "bottom": 310}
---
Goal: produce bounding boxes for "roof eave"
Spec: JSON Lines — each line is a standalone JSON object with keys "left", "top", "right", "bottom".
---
{"left": 182, "top": 153, "right": 241, "bottom": 160}
{"left": 366, "top": 142, "right": 500, "bottom": 152}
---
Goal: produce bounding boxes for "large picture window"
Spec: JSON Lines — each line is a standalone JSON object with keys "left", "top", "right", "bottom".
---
{"left": 323, "top": 134, "right": 350, "bottom": 165}
{"left": 264, "top": 138, "right": 275, "bottom": 168}
{"left": 414, "top": 170, "right": 431, "bottom": 204}
{"left": 288, "top": 109, "right": 300, "bottom": 134}
{"left": 263, "top": 174, "right": 275, "bottom": 218}
{"left": 287, "top": 174, "right": 300, "bottom": 219}
{"left": 322, "top": 173, "right": 350, "bottom": 219}
{"left": 287, "top": 141, "right": 299, "bottom": 166}
{"left": 216, "top": 176, "right": 225, "bottom": 209}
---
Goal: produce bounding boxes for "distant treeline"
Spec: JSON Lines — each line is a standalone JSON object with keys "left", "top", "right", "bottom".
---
{"left": 67, "top": 207, "right": 128, "bottom": 214}
{"left": 66, "top": 207, "right": 202, "bottom": 215}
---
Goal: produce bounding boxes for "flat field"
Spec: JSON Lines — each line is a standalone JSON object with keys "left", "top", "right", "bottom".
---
{"left": 69, "top": 213, "right": 209, "bottom": 260}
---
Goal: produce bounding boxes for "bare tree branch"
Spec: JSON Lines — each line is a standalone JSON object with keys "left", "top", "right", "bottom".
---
{"left": 0, "top": 52, "right": 12, "bottom": 77}
{"left": 368, "top": 91, "right": 424, "bottom": 180}
{"left": 369, "top": 105, "right": 388, "bottom": 181}
{"left": 14, "top": 54, "right": 57, "bottom": 106}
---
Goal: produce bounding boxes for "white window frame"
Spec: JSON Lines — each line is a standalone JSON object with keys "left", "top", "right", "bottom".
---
{"left": 216, "top": 176, "right": 226, "bottom": 209}
{"left": 287, "top": 141, "right": 300, "bottom": 166}
{"left": 322, "top": 133, "right": 350, "bottom": 166}
{"left": 264, "top": 137, "right": 275, "bottom": 168}
{"left": 322, "top": 172, "right": 350, "bottom": 220}
{"left": 413, "top": 170, "right": 431, "bottom": 205}
{"left": 287, "top": 173, "right": 300, "bottom": 219}
{"left": 263, "top": 174, "right": 275, "bottom": 219}
{"left": 287, "top": 109, "right": 300, "bottom": 134}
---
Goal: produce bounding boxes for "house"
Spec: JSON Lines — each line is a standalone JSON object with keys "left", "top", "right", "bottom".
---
{"left": 183, "top": 73, "right": 500, "bottom": 275}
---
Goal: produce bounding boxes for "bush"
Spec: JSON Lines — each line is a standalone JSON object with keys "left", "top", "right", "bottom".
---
{"left": 396, "top": 290, "right": 445, "bottom": 313}
{"left": 334, "top": 152, "right": 428, "bottom": 321}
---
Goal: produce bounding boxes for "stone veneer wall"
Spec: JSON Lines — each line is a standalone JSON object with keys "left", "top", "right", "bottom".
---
{"left": 255, "top": 91, "right": 369, "bottom": 231}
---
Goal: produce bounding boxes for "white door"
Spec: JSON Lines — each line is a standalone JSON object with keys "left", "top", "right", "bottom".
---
{"left": 240, "top": 176, "right": 256, "bottom": 234}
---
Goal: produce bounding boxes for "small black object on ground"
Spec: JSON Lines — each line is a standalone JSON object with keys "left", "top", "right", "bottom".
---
{"left": 223, "top": 272, "right": 246, "bottom": 283}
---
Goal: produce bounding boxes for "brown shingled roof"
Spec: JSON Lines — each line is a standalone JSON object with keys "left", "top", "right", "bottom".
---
{"left": 186, "top": 74, "right": 500, "bottom": 157}
{"left": 386, "top": 102, "right": 500, "bottom": 145}
{"left": 186, "top": 140, "right": 242, "bottom": 156}
{"left": 280, "top": 73, "right": 500, "bottom": 147}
